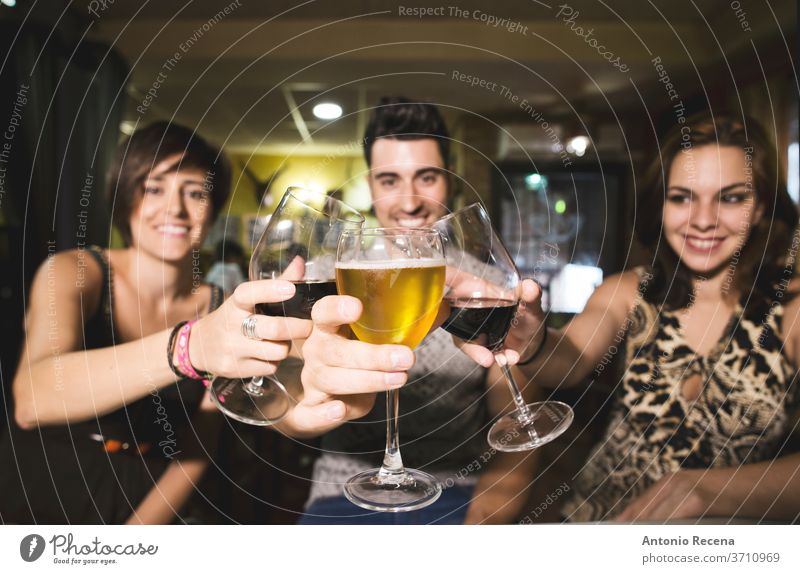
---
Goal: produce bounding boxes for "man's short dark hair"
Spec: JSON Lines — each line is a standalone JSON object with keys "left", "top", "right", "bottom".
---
{"left": 363, "top": 96, "right": 450, "bottom": 168}
{"left": 107, "top": 121, "right": 231, "bottom": 246}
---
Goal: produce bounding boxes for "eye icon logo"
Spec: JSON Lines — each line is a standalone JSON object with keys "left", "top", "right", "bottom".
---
{"left": 20, "top": 534, "right": 46, "bottom": 562}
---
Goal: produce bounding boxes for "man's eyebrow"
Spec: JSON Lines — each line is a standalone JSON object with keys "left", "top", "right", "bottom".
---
{"left": 372, "top": 167, "right": 444, "bottom": 179}
{"left": 414, "top": 167, "right": 445, "bottom": 176}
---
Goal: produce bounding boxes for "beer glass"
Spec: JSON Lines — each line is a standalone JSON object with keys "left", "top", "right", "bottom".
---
{"left": 336, "top": 228, "right": 446, "bottom": 511}
{"left": 211, "top": 187, "right": 364, "bottom": 425}
{"left": 434, "top": 203, "right": 573, "bottom": 451}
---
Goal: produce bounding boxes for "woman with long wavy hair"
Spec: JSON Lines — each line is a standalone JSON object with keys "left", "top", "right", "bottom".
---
{"left": 460, "top": 112, "right": 800, "bottom": 522}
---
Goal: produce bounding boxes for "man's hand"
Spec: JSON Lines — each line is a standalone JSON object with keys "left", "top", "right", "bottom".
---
{"left": 276, "top": 295, "right": 416, "bottom": 438}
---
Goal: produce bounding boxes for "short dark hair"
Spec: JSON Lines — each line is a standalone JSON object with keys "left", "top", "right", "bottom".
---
{"left": 635, "top": 112, "right": 798, "bottom": 311}
{"left": 363, "top": 96, "right": 450, "bottom": 167}
{"left": 107, "top": 121, "right": 231, "bottom": 246}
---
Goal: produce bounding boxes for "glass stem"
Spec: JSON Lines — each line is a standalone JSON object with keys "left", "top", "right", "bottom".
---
{"left": 378, "top": 388, "right": 406, "bottom": 482}
{"left": 495, "top": 354, "right": 539, "bottom": 440}
{"left": 244, "top": 376, "right": 264, "bottom": 396}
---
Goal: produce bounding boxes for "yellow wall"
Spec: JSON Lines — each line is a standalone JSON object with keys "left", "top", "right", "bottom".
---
{"left": 224, "top": 153, "right": 372, "bottom": 216}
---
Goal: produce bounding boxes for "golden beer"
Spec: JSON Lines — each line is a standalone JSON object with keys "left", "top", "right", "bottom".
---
{"left": 336, "top": 260, "right": 445, "bottom": 348}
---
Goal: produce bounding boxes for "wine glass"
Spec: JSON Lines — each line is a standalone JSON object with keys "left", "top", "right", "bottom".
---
{"left": 210, "top": 187, "right": 364, "bottom": 426}
{"left": 336, "top": 228, "right": 446, "bottom": 512}
{"left": 433, "top": 203, "right": 574, "bottom": 451}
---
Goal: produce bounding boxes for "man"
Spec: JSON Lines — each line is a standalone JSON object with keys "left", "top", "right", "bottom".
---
{"left": 279, "top": 96, "right": 538, "bottom": 524}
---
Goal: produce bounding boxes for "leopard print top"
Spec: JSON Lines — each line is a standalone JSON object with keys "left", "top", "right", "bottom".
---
{"left": 561, "top": 267, "right": 800, "bottom": 522}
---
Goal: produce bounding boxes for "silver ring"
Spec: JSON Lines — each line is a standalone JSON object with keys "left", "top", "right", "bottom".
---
{"left": 241, "top": 314, "right": 260, "bottom": 340}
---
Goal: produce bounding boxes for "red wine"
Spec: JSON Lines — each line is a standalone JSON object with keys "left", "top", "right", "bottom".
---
{"left": 443, "top": 298, "right": 518, "bottom": 351}
{"left": 257, "top": 280, "right": 337, "bottom": 320}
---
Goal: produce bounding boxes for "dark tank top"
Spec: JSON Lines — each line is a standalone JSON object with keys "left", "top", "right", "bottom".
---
{"left": 0, "top": 247, "right": 223, "bottom": 524}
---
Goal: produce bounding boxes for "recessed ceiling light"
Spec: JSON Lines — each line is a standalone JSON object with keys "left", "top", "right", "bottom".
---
{"left": 312, "top": 102, "right": 342, "bottom": 120}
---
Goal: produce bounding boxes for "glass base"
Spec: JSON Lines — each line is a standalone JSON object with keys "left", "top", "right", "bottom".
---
{"left": 210, "top": 376, "right": 290, "bottom": 426}
{"left": 488, "top": 401, "right": 574, "bottom": 452}
{"left": 344, "top": 468, "right": 442, "bottom": 512}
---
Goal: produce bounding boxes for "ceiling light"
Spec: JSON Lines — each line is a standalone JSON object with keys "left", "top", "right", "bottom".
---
{"left": 1, "top": 0, "right": 16, "bottom": 7}
{"left": 312, "top": 102, "right": 342, "bottom": 120}
{"left": 566, "top": 135, "right": 590, "bottom": 157}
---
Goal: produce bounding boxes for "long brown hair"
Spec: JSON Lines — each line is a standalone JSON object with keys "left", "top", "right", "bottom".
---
{"left": 635, "top": 112, "right": 798, "bottom": 311}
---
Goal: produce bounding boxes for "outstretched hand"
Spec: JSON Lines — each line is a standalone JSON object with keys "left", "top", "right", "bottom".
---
{"left": 276, "top": 294, "right": 417, "bottom": 437}
{"left": 190, "top": 280, "right": 312, "bottom": 379}
{"left": 453, "top": 278, "right": 545, "bottom": 367}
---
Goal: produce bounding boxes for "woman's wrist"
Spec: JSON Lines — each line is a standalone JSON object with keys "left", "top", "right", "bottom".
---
{"left": 518, "top": 326, "right": 549, "bottom": 366}
{"left": 168, "top": 320, "right": 211, "bottom": 384}
{"left": 186, "top": 317, "right": 208, "bottom": 374}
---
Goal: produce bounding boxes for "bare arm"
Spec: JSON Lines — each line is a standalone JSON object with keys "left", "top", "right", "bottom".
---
{"left": 14, "top": 252, "right": 311, "bottom": 428}
{"left": 512, "top": 272, "right": 642, "bottom": 388}
{"left": 616, "top": 454, "right": 800, "bottom": 522}
{"left": 455, "top": 273, "right": 641, "bottom": 387}
{"left": 13, "top": 252, "right": 180, "bottom": 427}
{"left": 465, "top": 363, "right": 539, "bottom": 524}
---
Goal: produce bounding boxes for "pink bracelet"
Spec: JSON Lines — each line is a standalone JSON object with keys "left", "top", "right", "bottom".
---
{"left": 175, "top": 320, "right": 210, "bottom": 387}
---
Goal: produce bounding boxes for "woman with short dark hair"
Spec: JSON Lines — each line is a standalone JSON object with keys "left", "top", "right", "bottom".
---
{"left": 0, "top": 122, "right": 311, "bottom": 524}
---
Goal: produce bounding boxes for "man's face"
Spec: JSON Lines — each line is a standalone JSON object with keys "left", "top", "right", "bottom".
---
{"left": 367, "top": 138, "right": 449, "bottom": 228}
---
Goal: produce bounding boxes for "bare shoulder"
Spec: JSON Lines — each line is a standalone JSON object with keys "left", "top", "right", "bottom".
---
{"left": 586, "top": 270, "right": 646, "bottom": 317}
{"left": 779, "top": 276, "right": 800, "bottom": 337}
{"left": 22, "top": 249, "right": 106, "bottom": 361}
{"left": 29, "top": 248, "right": 104, "bottom": 309}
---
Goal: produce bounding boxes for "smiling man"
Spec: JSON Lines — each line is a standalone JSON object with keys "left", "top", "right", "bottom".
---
{"left": 294, "top": 97, "right": 537, "bottom": 525}
{"left": 365, "top": 100, "right": 450, "bottom": 229}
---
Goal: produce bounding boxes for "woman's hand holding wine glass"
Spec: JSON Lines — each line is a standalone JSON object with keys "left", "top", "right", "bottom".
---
{"left": 452, "top": 278, "right": 546, "bottom": 368}
{"left": 208, "top": 187, "right": 364, "bottom": 426}
{"left": 434, "top": 203, "right": 573, "bottom": 451}
{"left": 189, "top": 279, "right": 312, "bottom": 379}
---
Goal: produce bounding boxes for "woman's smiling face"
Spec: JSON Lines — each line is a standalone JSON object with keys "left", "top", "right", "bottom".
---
{"left": 662, "top": 144, "right": 763, "bottom": 277}
{"left": 129, "top": 153, "right": 212, "bottom": 261}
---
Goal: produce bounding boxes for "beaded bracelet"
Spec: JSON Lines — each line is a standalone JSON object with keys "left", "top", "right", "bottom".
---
{"left": 518, "top": 326, "right": 549, "bottom": 366}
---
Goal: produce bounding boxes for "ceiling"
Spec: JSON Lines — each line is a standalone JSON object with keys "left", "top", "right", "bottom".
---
{"left": 48, "top": 0, "right": 796, "bottom": 155}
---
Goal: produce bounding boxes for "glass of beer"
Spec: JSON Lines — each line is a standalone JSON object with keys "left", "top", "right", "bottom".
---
{"left": 336, "top": 228, "right": 446, "bottom": 511}
{"left": 434, "top": 203, "right": 573, "bottom": 451}
{"left": 210, "top": 187, "right": 364, "bottom": 426}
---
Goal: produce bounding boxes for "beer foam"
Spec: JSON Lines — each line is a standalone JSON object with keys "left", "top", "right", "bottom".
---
{"left": 335, "top": 259, "right": 444, "bottom": 270}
